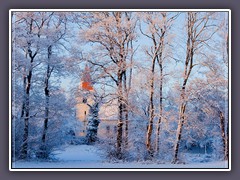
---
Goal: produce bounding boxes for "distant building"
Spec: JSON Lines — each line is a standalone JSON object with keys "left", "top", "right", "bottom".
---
{"left": 75, "top": 65, "right": 118, "bottom": 138}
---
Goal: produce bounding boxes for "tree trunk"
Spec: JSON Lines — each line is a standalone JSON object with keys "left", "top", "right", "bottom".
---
{"left": 123, "top": 39, "right": 134, "bottom": 149}
{"left": 172, "top": 12, "right": 195, "bottom": 163}
{"left": 146, "top": 58, "right": 156, "bottom": 156}
{"left": 225, "top": 120, "right": 229, "bottom": 160}
{"left": 155, "top": 31, "right": 165, "bottom": 154}
{"left": 39, "top": 46, "right": 52, "bottom": 159}
{"left": 225, "top": 23, "right": 229, "bottom": 161}
{"left": 155, "top": 64, "right": 163, "bottom": 154}
{"left": 40, "top": 74, "right": 50, "bottom": 159}
{"left": 124, "top": 102, "right": 129, "bottom": 149}
{"left": 19, "top": 20, "right": 35, "bottom": 159}
{"left": 219, "top": 111, "right": 227, "bottom": 160}
{"left": 20, "top": 51, "right": 28, "bottom": 118}
{"left": 116, "top": 70, "right": 124, "bottom": 159}
{"left": 172, "top": 102, "right": 186, "bottom": 163}
{"left": 20, "top": 76, "right": 26, "bottom": 118}
{"left": 115, "top": 12, "right": 126, "bottom": 159}
{"left": 123, "top": 71, "right": 129, "bottom": 149}
{"left": 172, "top": 66, "right": 192, "bottom": 163}
{"left": 19, "top": 62, "right": 33, "bottom": 159}
{"left": 42, "top": 72, "right": 50, "bottom": 144}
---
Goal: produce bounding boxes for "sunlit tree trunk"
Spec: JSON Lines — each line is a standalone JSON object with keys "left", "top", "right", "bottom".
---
{"left": 140, "top": 12, "right": 174, "bottom": 156}
{"left": 116, "top": 68, "right": 124, "bottom": 158}
{"left": 219, "top": 111, "right": 227, "bottom": 160}
{"left": 146, "top": 57, "right": 156, "bottom": 156}
{"left": 225, "top": 118, "right": 229, "bottom": 160}
{"left": 173, "top": 12, "right": 195, "bottom": 163}
{"left": 155, "top": 18, "right": 166, "bottom": 153}
{"left": 225, "top": 23, "right": 229, "bottom": 161}
{"left": 123, "top": 71, "right": 129, "bottom": 149}
{"left": 155, "top": 60, "right": 163, "bottom": 153}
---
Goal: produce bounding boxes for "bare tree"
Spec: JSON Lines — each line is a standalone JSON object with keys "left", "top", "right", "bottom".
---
{"left": 79, "top": 12, "right": 137, "bottom": 159}
{"left": 140, "top": 12, "right": 178, "bottom": 156}
{"left": 38, "top": 13, "right": 68, "bottom": 159}
{"left": 173, "top": 12, "right": 219, "bottom": 163}
{"left": 14, "top": 12, "right": 52, "bottom": 159}
{"left": 189, "top": 76, "right": 228, "bottom": 160}
{"left": 219, "top": 12, "right": 229, "bottom": 160}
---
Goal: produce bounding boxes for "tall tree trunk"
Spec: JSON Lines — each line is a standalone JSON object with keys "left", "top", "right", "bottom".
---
{"left": 39, "top": 45, "right": 52, "bottom": 159}
{"left": 42, "top": 70, "right": 50, "bottom": 144}
{"left": 155, "top": 64, "right": 163, "bottom": 153}
{"left": 225, "top": 23, "right": 229, "bottom": 161}
{"left": 124, "top": 107, "right": 128, "bottom": 147}
{"left": 42, "top": 92, "right": 49, "bottom": 144}
{"left": 19, "top": 19, "right": 35, "bottom": 160}
{"left": 155, "top": 28, "right": 165, "bottom": 154}
{"left": 172, "top": 12, "right": 195, "bottom": 163}
{"left": 123, "top": 40, "right": 134, "bottom": 149}
{"left": 146, "top": 58, "right": 156, "bottom": 156}
{"left": 20, "top": 76, "right": 26, "bottom": 118}
{"left": 20, "top": 53, "right": 28, "bottom": 118}
{"left": 172, "top": 100, "right": 186, "bottom": 163}
{"left": 225, "top": 119, "right": 229, "bottom": 160}
{"left": 115, "top": 12, "right": 127, "bottom": 159}
{"left": 173, "top": 76, "right": 189, "bottom": 164}
{"left": 116, "top": 70, "right": 124, "bottom": 159}
{"left": 19, "top": 60, "right": 33, "bottom": 159}
{"left": 172, "top": 61, "right": 193, "bottom": 163}
{"left": 219, "top": 111, "right": 227, "bottom": 160}
{"left": 41, "top": 70, "right": 50, "bottom": 151}
{"left": 123, "top": 71, "right": 129, "bottom": 149}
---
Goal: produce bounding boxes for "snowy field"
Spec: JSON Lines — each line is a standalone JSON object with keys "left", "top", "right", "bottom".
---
{"left": 12, "top": 145, "right": 228, "bottom": 170}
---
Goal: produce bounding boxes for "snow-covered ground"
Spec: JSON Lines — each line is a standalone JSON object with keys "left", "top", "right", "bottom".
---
{"left": 12, "top": 145, "right": 229, "bottom": 170}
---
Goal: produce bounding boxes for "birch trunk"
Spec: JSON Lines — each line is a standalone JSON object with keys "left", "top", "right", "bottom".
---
{"left": 146, "top": 58, "right": 156, "bottom": 156}
{"left": 38, "top": 46, "right": 52, "bottom": 159}
{"left": 19, "top": 19, "right": 35, "bottom": 159}
{"left": 225, "top": 119, "right": 229, "bottom": 160}
{"left": 219, "top": 111, "right": 227, "bottom": 160}
{"left": 115, "top": 12, "right": 126, "bottom": 158}
{"left": 123, "top": 70, "right": 129, "bottom": 149}
{"left": 116, "top": 70, "right": 124, "bottom": 159}
{"left": 225, "top": 26, "right": 229, "bottom": 161}
{"left": 155, "top": 28, "right": 165, "bottom": 154}
{"left": 19, "top": 58, "right": 33, "bottom": 159}
{"left": 155, "top": 64, "right": 163, "bottom": 153}
{"left": 172, "top": 12, "right": 195, "bottom": 163}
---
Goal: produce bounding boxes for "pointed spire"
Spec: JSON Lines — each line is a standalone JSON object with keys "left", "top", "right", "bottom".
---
{"left": 81, "top": 65, "right": 92, "bottom": 83}
{"left": 81, "top": 64, "right": 93, "bottom": 91}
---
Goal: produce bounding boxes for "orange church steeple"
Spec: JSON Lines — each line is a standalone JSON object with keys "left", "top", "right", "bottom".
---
{"left": 81, "top": 65, "right": 93, "bottom": 91}
{"left": 76, "top": 64, "right": 94, "bottom": 136}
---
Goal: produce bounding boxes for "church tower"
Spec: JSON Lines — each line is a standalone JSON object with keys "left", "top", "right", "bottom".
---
{"left": 76, "top": 65, "right": 94, "bottom": 136}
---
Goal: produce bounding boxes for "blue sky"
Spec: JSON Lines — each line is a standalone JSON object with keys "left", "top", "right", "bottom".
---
{"left": 59, "top": 11, "right": 228, "bottom": 98}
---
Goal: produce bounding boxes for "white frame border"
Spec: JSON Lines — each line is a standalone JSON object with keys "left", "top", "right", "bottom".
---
{"left": 9, "top": 9, "right": 231, "bottom": 172}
